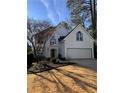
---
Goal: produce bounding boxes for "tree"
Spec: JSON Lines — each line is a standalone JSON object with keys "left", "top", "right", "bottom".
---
{"left": 59, "top": 21, "right": 72, "bottom": 30}
{"left": 67, "top": 0, "right": 83, "bottom": 26}
{"left": 89, "top": 0, "right": 97, "bottom": 31}
{"left": 27, "top": 43, "right": 32, "bottom": 54}
{"left": 27, "top": 18, "right": 51, "bottom": 63}
{"left": 34, "top": 26, "right": 55, "bottom": 59}
{"left": 67, "top": 0, "right": 97, "bottom": 38}
{"left": 67, "top": 0, "right": 97, "bottom": 58}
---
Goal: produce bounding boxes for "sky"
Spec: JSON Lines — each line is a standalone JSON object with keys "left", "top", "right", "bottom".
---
{"left": 27, "top": 0, "right": 70, "bottom": 25}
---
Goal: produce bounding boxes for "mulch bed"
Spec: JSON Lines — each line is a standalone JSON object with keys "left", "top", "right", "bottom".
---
{"left": 27, "top": 61, "right": 74, "bottom": 74}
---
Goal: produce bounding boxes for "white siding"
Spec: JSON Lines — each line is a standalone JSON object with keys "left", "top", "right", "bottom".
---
{"left": 45, "top": 37, "right": 59, "bottom": 58}
{"left": 64, "top": 24, "right": 94, "bottom": 59}
{"left": 43, "top": 24, "right": 94, "bottom": 59}
{"left": 59, "top": 41, "right": 65, "bottom": 58}
{"left": 55, "top": 24, "right": 69, "bottom": 36}
{"left": 48, "top": 25, "right": 68, "bottom": 58}
{"left": 43, "top": 24, "right": 69, "bottom": 58}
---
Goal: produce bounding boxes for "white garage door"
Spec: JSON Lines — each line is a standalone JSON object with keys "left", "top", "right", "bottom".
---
{"left": 67, "top": 48, "right": 92, "bottom": 59}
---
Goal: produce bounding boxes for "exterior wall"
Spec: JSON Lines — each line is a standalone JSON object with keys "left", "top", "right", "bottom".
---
{"left": 43, "top": 24, "right": 69, "bottom": 58}
{"left": 42, "top": 24, "right": 94, "bottom": 59}
{"left": 44, "top": 34, "right": 59, "bottom": 58}
{"left": 59, "top": 41, "right": 65, "bottom": 58}
{"left": 55, "top": 23, "right": 69, "bottom": 36}
{"left": 44, "top": 45, "right": 59, "bottom": 58}
{"left": 64, "top": 24, "right": 94, "bottom": 59}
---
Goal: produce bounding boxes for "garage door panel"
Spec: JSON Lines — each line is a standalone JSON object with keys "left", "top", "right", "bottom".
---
{"left": 67, "top": 48, "right": 91, "bottom": 58}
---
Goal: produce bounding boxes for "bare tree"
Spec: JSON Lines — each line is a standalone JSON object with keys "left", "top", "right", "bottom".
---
{"left": 34, "top": 27, "right": 55, "bottom": 59}
{"left": 27, "top": 18, "right": 52, "bottom": 63}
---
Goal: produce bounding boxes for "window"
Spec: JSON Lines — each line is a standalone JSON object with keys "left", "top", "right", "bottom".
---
{"left": 50, "top": 37, "right": 56, "bottom": 45}
{"left": 76, "top": 31, "right": 83, "bottom": 41}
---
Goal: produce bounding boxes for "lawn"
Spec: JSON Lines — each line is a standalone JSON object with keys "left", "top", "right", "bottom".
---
{"left": 27, "top": 65, "right": 97, "bottom": 93}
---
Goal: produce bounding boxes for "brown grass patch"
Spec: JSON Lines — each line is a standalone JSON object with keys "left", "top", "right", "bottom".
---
{"left": 28, "top": 65, "right": 97, "bottom": 93}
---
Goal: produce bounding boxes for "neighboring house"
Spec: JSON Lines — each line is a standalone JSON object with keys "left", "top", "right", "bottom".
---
{"left": 35, "top": 23, "right": 95, "bottom": 59}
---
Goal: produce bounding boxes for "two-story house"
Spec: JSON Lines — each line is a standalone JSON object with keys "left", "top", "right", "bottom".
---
{"left": 35, "top": 23, "right": 95, "bottom": 59}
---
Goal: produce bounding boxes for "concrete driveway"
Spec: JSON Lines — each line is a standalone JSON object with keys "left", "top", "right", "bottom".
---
{"left": 69, "top": 59, "right": 97, "bottom": 71}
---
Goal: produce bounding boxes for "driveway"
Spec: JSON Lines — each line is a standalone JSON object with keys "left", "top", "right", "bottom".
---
{"left": 69, "top": 59, "right": 97, "bottom": 71}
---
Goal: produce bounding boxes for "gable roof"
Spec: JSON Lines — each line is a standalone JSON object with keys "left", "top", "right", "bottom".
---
{"left": 58, "top": 24, "right": 78, "bottom": 41}
{"left": 34, "top": 26, "right": 56, "bottom": 43}
{"left": 59, "top": 24, "right": 95, "bottom": 41}
{"left": 34, "top": 22, "right": 67, "bottom": 40}
{"left": 34, "top": 22, "right": 70, "bottom": 43}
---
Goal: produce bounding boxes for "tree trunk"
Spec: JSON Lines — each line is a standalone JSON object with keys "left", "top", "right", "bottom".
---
{"left": 28, "top": 38, "right": 39, "bottom": 63}
{"left": 89, "top": 0, "right": 94, "bottom": 30}
{"left": 93, "top": 0, "right": 96, "bottom": 30}
{"left": 32, "top": 44, "right": 39, "bottom": 63}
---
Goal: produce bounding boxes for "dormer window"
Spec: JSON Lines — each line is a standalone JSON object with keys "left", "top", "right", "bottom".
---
{"left": 50, "top": 37, "right": 56, "bottom": 45}
{"left": 76, "top": 31, "right": 83, "bottom": 41}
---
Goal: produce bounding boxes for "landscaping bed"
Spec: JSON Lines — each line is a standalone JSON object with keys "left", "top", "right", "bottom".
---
{"left": 27, "top": 61, "right": 74, "bottom": 74}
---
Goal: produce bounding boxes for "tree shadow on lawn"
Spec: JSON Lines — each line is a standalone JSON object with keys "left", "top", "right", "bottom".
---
{"left": 30, "top": 71, "right": 80, "bottom": 93}
{"left": 28, "top": 65, "right": 96, "bottom": 93}
{"left": 54, "top": 68, "right": 97, "bottom": 92}
{"left": 55, "top": 68, "right": 96, "bottom": 81}
{"left": 48, "top": 70, "right": 80, "bottom": 93}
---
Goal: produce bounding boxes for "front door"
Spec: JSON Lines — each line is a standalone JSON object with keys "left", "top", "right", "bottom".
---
{"left": 51, "top": 49, "right": 56, "bottom": 58}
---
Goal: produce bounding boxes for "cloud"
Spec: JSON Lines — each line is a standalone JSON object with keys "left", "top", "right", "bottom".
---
{"left": 40, "top": 0, "right": 59, "bottom": 25}
{"left": 40, "top": 0, "right": 69, "bottom": 25}
{"left": 53, "top": 0, "right": 69, "bottom": 21}
{"left": 40, "top": 0, "right": 49, "bottom": 8}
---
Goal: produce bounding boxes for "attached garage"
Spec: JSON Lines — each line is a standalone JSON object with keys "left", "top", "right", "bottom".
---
{"left": 67, "top": 48, "right": 92, "bottom": 59}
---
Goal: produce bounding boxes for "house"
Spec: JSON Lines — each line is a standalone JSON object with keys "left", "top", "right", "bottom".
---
{"left": 36, "top": 23, "right": 95, "bottom": 59}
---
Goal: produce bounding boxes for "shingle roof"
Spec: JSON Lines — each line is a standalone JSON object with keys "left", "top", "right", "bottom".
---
{"left": 58, "top": 24, "right": 79, "bottom": 41}
{"left": 34, "top": 26, "right": 55, "bottom": 43}
{"left": 59, "top": 24, "right": 95, "bottom": 41}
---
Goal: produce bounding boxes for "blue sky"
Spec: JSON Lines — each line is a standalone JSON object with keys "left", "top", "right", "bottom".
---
{"left": 27, "top": 0, "right": 70, "bottom": 25}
